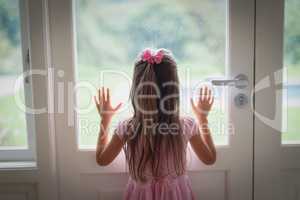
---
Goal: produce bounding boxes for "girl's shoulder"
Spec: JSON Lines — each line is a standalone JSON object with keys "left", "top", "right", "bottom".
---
{"left": 180, "top": 116, "right": 200, "bottom": 140}
{"left": 180, "top": 115, "right": 196, "bottom": 123}
{"left": 180, "top": 116, "right": 198, "bottom": 127}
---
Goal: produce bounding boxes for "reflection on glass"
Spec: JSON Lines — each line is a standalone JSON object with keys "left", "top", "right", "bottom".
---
{"left": 0, "top": 0, "right": 27, "bottom": 148}
{"left": 282, "top": 0, "right": 300, "bottom": 144}
{"left": 75, "top": 0, "right": 227, "bottom": 147}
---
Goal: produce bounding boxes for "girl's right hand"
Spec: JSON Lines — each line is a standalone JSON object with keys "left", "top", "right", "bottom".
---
{"left": 94, "top": 87, "right": 122, "bottom": 123}
{"left": 191, "top": 86, "right": 214, "bottom": 122}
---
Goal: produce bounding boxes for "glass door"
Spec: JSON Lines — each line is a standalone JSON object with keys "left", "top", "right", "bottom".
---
{"left": 0, "top": 0, "right": 35, "bottom": 161}
{"left": 49, "top": 0, "right": 255, "bottom": 199}
{"left": 74, "top": 0, "right": 228, "bottom": 148}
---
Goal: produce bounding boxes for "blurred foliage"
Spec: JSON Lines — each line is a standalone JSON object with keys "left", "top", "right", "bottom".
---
{"left": 0, "top": 0, "right": 22, "bottom": 75}
{"left": 75, "top": 0, "right": 226, "bottom": 71}
{"left": 284, "top": 0, "right": 300, "bottom": 67}
{"left": 0, "top": 0, "right": 299, "bottom": 74}
{"left": 0, "top": 0, "right": 20, "bottom": 45}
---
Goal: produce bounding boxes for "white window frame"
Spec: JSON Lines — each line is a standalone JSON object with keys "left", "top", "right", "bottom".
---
{"left": 0, "top": 0, "right": 36, "bottom": 162}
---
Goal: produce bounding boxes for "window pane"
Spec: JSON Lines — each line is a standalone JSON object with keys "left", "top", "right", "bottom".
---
{"left": 0, "top": 0, "right": 27, "bottom": 148}
{"left": 75, "top": 0, "right": 227, "bottom": 148}
{"left": 282, "top": 0, "right": 300, "bottom": 144}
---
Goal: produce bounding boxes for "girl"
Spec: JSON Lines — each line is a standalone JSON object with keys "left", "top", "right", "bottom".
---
{"left": 94, "top": 48, "right": 216, "bottom": 199}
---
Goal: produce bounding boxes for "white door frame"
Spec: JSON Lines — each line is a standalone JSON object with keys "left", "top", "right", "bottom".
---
{"left": 254, "top": 0, "right": 300, "bottom": 199}
{"left": 47, "top": 0, "right": 255, "bottom": 199}
{"left": 7, "top": 0, "right": 298, "bottom": 200}
{"left": 0, "top": 0, "right": 58, "bottom": 199}
{"left": 253, "top": 0, "right": 282, "bottom": 198}
{"left": 26, "top": 0, "right": 59, "bottom": 199}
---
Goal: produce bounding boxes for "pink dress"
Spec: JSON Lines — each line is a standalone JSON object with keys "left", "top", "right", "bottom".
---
{"left": 115, "top": 116, "right": 199, "bottom": 200}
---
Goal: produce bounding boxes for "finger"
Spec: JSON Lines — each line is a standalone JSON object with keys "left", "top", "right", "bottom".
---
{"left": 200, "top": 87, "right": 204, "bottom": 101}
{"left": 106, "top": 88, "right": 110, "bottom": 102}
{"left": 210, "top": 95, "right": 214, "bottom": 105}
{"left": 99, "top": 89, "right": 104, "bottom": 107}
{"left": 94, "top": 96, "right": 100, "bottom": 113}
{"left": 98, "top": 88, "right": 101, "bottom": 102}
{"left": 113, "top": 102, "right": 122, "bottom": 111}
{"left": 102, "top": 87, "right": 105, "bottom": 102}
{"left": 93, "top": 95, "right": 99, "bottom": 105}
{"left": 204, "top": 86, "right": 208, "bottom": 99}
{"left": 207, "top": 87, "right": 213, "bottom": 102}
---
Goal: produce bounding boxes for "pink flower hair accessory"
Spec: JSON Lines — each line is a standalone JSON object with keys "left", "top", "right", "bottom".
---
{"left": 141, "top": 48, "right": 164, "bottom": 64}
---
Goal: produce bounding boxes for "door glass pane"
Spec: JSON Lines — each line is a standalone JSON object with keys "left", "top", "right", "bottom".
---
{"left": 74, "top": 0, "right": 228, "bottom": 148}
{"left": 282, "top": 0, "right": 300, "bottom": 144}
{"left": 0, "top": 0, "right": 28, "bottom": 148}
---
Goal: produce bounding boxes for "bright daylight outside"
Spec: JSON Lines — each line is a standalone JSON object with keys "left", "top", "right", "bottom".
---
{"left": 74, "top": 0, "right": 228, "bottom": 148}
{"left": 0, "top": 0, "right": 299, "bottom": 149}
{"left": 282, "top": 0, "right": 300, "bottom": 144}
{"left": 0, "top": 0, "right": 27, "bottom": 149}
{"left": 74, "top": 0, "right": 300, "bottom": 148}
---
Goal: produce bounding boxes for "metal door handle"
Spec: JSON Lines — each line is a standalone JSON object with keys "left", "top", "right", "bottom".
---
{"left": 211, "top": 74, "right": 248, "bottom": 89}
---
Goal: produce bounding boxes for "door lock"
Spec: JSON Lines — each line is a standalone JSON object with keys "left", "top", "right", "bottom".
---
{"left": 234, "top": 93, "right": 248, "bottom": 107}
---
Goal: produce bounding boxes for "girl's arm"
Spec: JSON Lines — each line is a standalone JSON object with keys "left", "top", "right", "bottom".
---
{"left": 94, "top": 87, "right": 124, "bottom": 166}
{"left": 190, "top": 86, "right": 216, "bottom": 165}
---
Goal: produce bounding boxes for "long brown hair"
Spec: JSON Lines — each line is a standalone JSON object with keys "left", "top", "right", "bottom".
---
{"left": 124, "top": 49, "right": 186, "bottom": 182}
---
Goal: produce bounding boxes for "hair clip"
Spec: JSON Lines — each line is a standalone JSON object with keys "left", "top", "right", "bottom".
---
{"left": 141, "top": 48, "right": 164, "bottom": 64}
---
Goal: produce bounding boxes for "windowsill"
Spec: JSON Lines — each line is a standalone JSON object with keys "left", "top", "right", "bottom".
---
{"left": 0, "top": 161, "right": 37, "bottom": 171}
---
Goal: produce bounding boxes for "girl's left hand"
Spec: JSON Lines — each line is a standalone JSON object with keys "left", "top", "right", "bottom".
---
{"left": 94, "top": 87, "right": 122, "bottom": 123}
{"left": 191, "top": 85, "right": 214, "bottom": 122}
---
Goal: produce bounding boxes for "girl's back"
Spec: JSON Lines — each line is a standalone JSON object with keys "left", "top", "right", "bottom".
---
{"left": 94, "top": 48, "right": 216, "bottom": 200}
{"left": 115, "top": 116, "right": 199, "bottom": 200}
